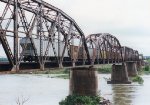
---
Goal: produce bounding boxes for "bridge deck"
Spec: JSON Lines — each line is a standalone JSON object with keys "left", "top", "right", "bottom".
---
{"left": 0, "top": 60, "right": 122, "bottom": 71}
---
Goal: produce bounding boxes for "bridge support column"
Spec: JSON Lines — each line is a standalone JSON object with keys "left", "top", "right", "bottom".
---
{"left": 126, "top": 62, "right": 138, "bottom": 77}
{"left": 70, "top": 66, "right": 98, "bottom": 96}
{"left": 40, "top": 64, "right": 45, "bottom": 71}
{"left": 72, "top": 61, "right": 75, "bottom": 67}
{"left": 59, "top": 63, "right": 63, "bottom": 68}
{"left": 11, "top": 65, "right": 19, "bottom": 72}
{"left": 136, "top": 61, "right": 142, "bottom": 71}
{"left": 107, "top": 63, "right": 131, "bottom": 84}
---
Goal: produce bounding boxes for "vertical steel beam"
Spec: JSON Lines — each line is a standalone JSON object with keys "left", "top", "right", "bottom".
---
{"left": 97, "top": 46, "right": 99, "bottom": 64}
{"left": 0, "top": 1, "right": 14, "bottom": 67}
{"left": 82, "top": 36, "right": 88, "bottom": 65}
{"left": 43, "top": 21, "right": 56, "bottom": 63}
{"left": 97, "top": 39, "right": 102, "bottom": 64}
{"left": 110, "top": 37, "right": 113, "bottom": 63}
{"left": 12, "top": 0, "right": 19, "bottom": 71}
{"left": 57, "top": 13, "right": 61, "bottom": 68}
{"left": 17, "top": 16, "right": 36, "bottom": 66}
{"left": 39, "top": 4, "right": 44, "bottom": 70}
{"left": 61, "top": 22, "right": 73, "bottom": 67}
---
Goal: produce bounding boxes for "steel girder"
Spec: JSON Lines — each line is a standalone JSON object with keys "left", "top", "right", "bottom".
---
{"left": 0, "top": 0, "right": 141, "bottom": 71}
{"left": 0, "top": 0, "right": 90, "bottom": 70}
{"left": 86, "top": 33, "right": 123, "bottom": 64}
{"left": 122, "top": 46, "right": 139, "bottom": 61}
{"left": 86, "top": 33, "right": 140, "bottom": 63}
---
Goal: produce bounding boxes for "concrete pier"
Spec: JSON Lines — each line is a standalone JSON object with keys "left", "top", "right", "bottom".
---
{"left": 126, "top": 62, "right": 138, "bottom": 77}
{"left": 69, "top": 66, "right": 98, "bottom": 96}
{"left": 107, "top": 63, "right": 131, "bottom": 84}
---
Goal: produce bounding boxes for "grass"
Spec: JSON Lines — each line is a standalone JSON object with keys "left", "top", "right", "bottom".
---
{"left": 36, "top": 68, "right": 70, "bottom": 79}
{"left": 51, "top": 74, "right": 69, "bottom": 79}
{"left": 147, "top": 59, "right": 150, "bottom": 63}
{"left": 18, "top": 68, "right": 70, "bottom": 74}
{"left": 16, "top": 68, "right": 70, "bottom": 79}
{"left": 44, "top": 68, "right": 70, "bottom": 79}
{"left": 44, "top": 68, "right": 69, "bottom": 74}
{"left": 138, "top": 59, "right": 150, "bottom": 75}
{"left": 96, "top": 64, "right": 112, "bottom": 73}
{"left": 139, "top": 65, "right": 150, "bottom": 75}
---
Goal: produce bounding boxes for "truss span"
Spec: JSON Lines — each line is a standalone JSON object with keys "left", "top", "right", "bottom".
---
{"left": 122, "top": 46, "right": 139, "bottom": 61}
{"left": 0, "top": 0, "right": 91, "bottom": 70}
{"left": 0, "top": 0, "right": 141, "bottom": 71}
{"left": 86, "top": 33, "right": 123, "bottom": 64}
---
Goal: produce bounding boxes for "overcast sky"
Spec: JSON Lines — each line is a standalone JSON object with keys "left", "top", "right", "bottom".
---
{"left": 0, "top": 0, "right": 149, "bottom": 57}
{"left": 44, "top": 0, "right": 150, "bottom": 56}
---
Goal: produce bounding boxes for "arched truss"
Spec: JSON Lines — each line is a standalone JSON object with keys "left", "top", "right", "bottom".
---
{"left": 86, "top": 33, "right": 123, "bottom": 64}
{"left": 122, "top": 46, "right": 139, "bottom": 61}
{"left": 134, "top": 50, "right": 139, "bottom": 61}
{"left": 0, "top": 0, "right": 90, "bottom": 69}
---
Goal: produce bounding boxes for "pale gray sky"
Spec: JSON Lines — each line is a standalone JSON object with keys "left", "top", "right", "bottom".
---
{"left": 0, "top": 0, "right": 149, "bottom": 57}
{"left": 45, "top": 0, "right": 150, "bottom": 56}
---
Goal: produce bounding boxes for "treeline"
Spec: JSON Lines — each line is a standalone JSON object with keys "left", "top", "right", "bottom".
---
{"left": 0, "top": 58, "right": 8, "bottom": 61}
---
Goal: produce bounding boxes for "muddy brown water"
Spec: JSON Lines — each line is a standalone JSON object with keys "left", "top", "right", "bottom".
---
{"left": 0, "top": 74, "right": 149, "bottom": 105}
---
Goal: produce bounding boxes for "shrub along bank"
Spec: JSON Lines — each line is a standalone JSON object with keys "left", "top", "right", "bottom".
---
{"left": 59, "top": 94, "right": 111, "bottom": 105}
{"left": 131, "top": 75, "right": 144, "bottom": 84}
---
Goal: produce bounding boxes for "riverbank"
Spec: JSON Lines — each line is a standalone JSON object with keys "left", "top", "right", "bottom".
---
{"left": 2, "top": 64, "right": 112, "bottom": 74}
{"left": 0, "top": 64, "right": 147, "bottom": 84}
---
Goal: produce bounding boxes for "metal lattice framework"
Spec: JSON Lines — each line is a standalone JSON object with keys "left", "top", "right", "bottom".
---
{"left": 122, "top": 46, "right": 139, "bottom": 61}
{"left": 0, "top": 0, "right": 141, "bottom": 71}
{"left": 0, "top": 0, "right": 90, "bottom": 70}
{"left": 86, "top": 33, "right": 140, "bottom": 64}
{"left": 86, "top": 33, "right": 123, "bottom": 64}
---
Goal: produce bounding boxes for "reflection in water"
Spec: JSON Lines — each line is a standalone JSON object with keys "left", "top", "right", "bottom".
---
{"left": 99, "top": 74, "right": 147, "bottom": 105}
{"left": 111, "top": 85, "right": 137, "bottom": 105}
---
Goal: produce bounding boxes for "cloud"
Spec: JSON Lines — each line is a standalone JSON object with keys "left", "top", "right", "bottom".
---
{"left": 0, "top": 0, "right": 149, "bottom": 56}
{"left": 45, "top": 0, "right": 150, "bottom": 56}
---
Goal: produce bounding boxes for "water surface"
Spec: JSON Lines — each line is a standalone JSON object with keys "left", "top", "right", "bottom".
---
{"left": 0, "top": 74, "right": 149, "bottom": 105}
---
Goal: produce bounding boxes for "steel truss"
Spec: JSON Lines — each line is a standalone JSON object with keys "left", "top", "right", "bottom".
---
{"left": 86, "top": 33, "right": 140, "bottom": 64}
{"left": 122, "top": 46, "right": 139, "bottom": 61}
{"left": 0, "top": 0, "right": 90, "bottom": 70}
{"left": 0, "top": 0, "right": 141, "bottom": 71}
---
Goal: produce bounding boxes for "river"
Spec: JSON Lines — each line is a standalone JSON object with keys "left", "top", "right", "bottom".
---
{"left": 0, "top": 74, "right": 149, "bottom": 105}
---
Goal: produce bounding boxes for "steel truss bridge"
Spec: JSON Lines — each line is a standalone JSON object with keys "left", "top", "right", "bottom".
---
{"left": 0, "top": 0, "right": 142, "bottom": 71}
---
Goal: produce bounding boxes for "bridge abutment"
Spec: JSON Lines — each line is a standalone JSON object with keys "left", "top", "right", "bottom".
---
{"left": 126, "top": 62, "right": 138, "bottom": 77}
{"left": 108, "top": 63, "right": 131, "bottom": 84}
{"left": 69, "top": 66, "right": 98, "bottom": 96}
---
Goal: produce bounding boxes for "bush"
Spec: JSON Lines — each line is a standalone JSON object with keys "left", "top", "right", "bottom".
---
{"left": 59, "top": 95, "right": 101, "bottom": 105}
{"left": 144, "top": 66, "right": 149, "bottom": 71}
{"left": 132, "top": 75, "right": 144, "bottom": 84}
